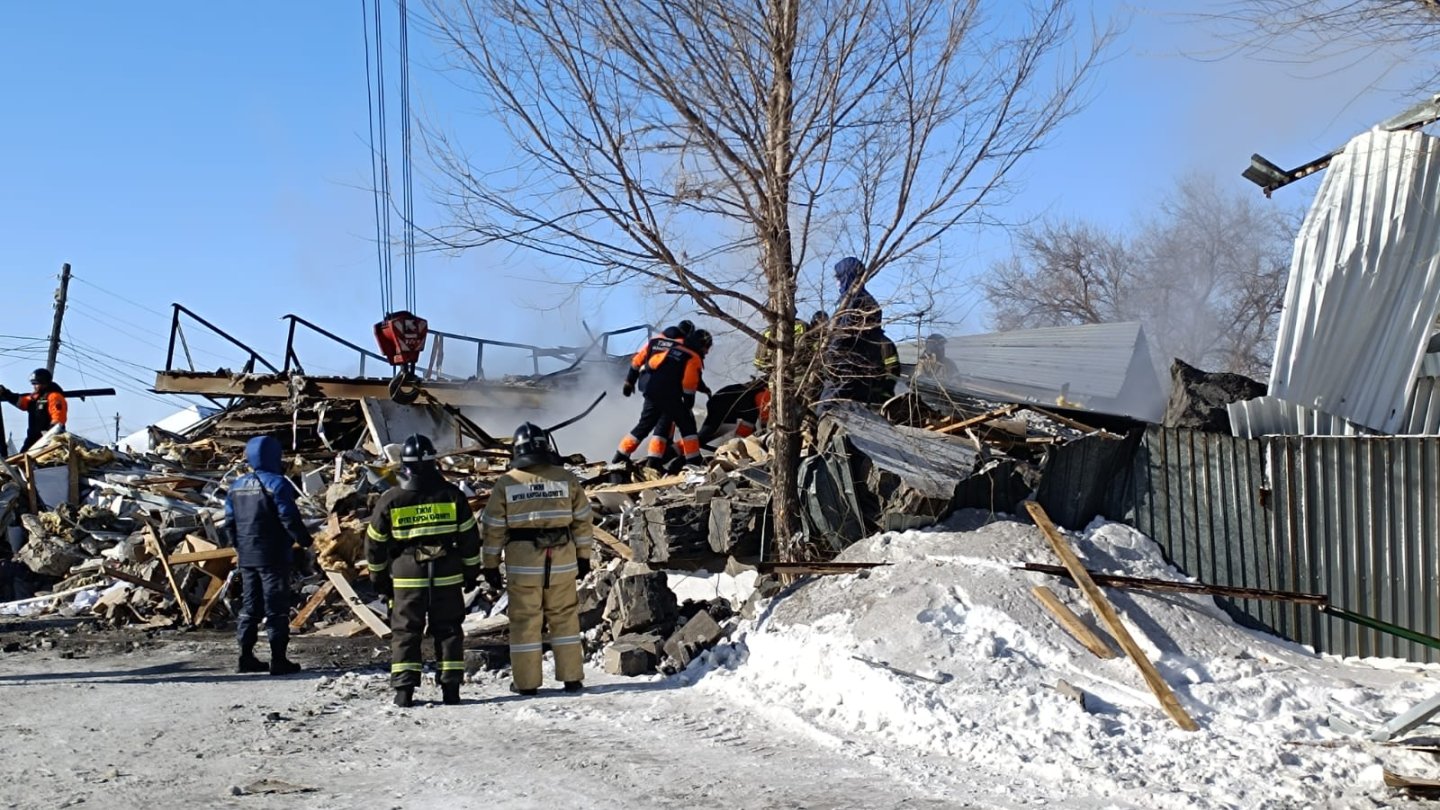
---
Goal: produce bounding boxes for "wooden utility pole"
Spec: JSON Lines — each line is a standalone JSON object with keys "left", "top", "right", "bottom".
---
{"left": 114, "top": 413, "right": 121, "bottom": 444}
{"left": 46, "top": 263, "right": 72, "bottom": 373}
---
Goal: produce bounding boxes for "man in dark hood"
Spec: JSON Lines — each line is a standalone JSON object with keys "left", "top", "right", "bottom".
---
{"left": 822, "top": 256, "right": 887, "bottom": 404}
{"left": 224, "top": 436, "right": 313, "bottom": 675}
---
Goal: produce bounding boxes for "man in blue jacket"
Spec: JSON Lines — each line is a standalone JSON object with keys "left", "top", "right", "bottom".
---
{"left": 224, "top": 436, "right": 313, "bottom": 675}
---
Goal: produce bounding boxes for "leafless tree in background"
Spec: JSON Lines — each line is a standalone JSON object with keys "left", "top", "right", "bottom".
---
{"left": 422, "top": 0, "right": 1110, "bottom": 557}
{"left": 1206, "top": 1, "right": 1440, "bottom": 85}
{"left": 984, "top": 175, "right": 1296, "bottom": 379}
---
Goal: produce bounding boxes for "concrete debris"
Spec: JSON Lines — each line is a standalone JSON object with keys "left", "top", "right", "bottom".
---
{"left": 603, "top": 632, "right": 664, "bottom": 676}
{"left": 662, "top": 610, "right": 724, "bottom": 671}
{"left": 603, "top": 569, "right": 679, "bottom": 638}
{"left": 1163, "top": 359, "right": 1266, "bottom": 434}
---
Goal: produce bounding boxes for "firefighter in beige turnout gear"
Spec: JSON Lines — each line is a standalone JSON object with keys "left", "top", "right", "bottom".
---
{"left": 367, "top": 434, "right": 481, "bottom": 707}
{"left": 482, "top": 422, "right": 594, "bottom": 695}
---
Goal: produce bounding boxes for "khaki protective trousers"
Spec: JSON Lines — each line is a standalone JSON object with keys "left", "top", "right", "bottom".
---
{"left": 505, "top": 540, "right": 583, "bottom": 690}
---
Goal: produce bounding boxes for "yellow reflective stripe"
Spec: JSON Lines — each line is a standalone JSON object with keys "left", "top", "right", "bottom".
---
{"left": 391, "top": 523, "right": 462, "bottom": 541}
{"left": 390, "top": 501, "right": 458, "bottom": 526}
{"left": 367, "top": 524, "right": 389, "bottom": 542}
{"left": 439, "top": 661, "right": 466, "bottom": 671}
{"left": 462, "top": 555, "right": 482, "bottom": 566}
{"left": 391, "top": 662, "right": 422, "bottom": 672}
{"left": 368, "top": 561, "right": 389, "bottom": 572}
{"left": 458, "top": 516, "right": 477, "bottom": 532}
{"left": 393, "top": 574, "right": 465, "bottom": 588}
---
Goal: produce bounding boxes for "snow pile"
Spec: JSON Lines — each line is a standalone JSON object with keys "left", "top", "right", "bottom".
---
{"left": 694, "top": 511, "right": 1440, "bottom": 808}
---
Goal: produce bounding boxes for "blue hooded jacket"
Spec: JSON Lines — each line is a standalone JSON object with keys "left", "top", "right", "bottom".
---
{"left": 224, "top": 436, "right": 312, "bottom": 568}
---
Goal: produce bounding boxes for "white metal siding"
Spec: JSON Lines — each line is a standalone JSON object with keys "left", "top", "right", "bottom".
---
{"left": 1269, "top": 128, "right": 1440, "bottom": 433}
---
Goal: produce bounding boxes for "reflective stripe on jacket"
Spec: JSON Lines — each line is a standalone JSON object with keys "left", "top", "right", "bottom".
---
{"left": 481, "top": 463, "right": 593, "bottom": 571}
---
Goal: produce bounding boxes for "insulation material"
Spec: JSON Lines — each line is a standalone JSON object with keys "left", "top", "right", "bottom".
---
{"left": 1269, "top": 128, "right": 1440, "bottom": 433}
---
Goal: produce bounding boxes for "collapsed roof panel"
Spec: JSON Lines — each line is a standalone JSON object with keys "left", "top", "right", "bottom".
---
{"left": 925, "top": 322, "right": 1166, "bottom": 423}
{"left": 1268, "top": 128, "right": 1440, "bottom": 434}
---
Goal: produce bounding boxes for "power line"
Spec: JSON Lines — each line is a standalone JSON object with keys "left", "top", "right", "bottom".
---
{"left": 70, "top": 274, "right": 170, "bottom": 319}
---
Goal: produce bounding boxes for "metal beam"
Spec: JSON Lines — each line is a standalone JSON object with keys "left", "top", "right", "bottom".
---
{"left": 153, "top": 371, "right": 552, "bottom": 410}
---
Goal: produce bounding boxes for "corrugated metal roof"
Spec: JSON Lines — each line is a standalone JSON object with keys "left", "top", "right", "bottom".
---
{"left": 926, "top": 322, "right": 1166, "bottom": 422}
{"left": 1230, "top": 378, "right": 1440, "bottom": 437}
{"left": 1227, "top": 396, "right": 1368, "bottom": 439}
{"left": 1269, "top": 128, "right": 1440, "bottom": 433}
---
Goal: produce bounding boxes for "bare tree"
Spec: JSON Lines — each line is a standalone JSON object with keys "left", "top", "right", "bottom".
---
{"left": 984, "top": 175, "right": 1295, "bottom": 378}
{"left": 1205, "top": 1, "right": 1440, "bottom": 84}
{"left": 422, "top": 0, "right": 1110, "bottom": 557}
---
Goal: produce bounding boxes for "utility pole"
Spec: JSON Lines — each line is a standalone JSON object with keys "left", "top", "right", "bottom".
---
{"left": 46, "top": 262, "right": 72, "bottom": 373}
{"left": 114, "top": 413, "right": 121, "bottom": 444}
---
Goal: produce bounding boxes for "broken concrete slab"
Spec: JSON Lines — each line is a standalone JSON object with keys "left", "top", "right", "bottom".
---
{"left": 603, "top": 632, "right": 664, "bottom": 676}
{"left": 662, "top": 609, "right": 724, "bottom": 670}
{"left": 627, "top": 502, "right": 710, "bottom": 564}
{"left": 603, "top": 570, "right": 679, "bottom": 637}
{"left": 17, "top": 536, "right": 85, "bottom": 577}
{"left": 707, "top": 496, "right": 765, "bottom": 557}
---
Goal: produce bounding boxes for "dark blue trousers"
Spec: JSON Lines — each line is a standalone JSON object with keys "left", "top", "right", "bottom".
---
{"left": 235, "top": 566, "right": 290, "bottom": 654}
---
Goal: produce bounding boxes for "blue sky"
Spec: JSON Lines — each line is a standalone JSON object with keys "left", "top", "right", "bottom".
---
{"left": 0, "top": 2, "right": 1428, "bottom": 441}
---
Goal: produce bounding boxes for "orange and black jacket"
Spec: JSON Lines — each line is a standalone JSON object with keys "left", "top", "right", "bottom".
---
{"left": 626, "top": 335, "right": 703, "bottom": 398}
{"left": 2, "top": 383, "right": 67, "bottom": 450}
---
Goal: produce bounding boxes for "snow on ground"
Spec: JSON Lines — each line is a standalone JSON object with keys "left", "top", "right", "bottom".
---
{"left": 691, "top": 510, "right": 1440, "bottom": 809}
{"left": 3, "top": 511, "right": 1438, "bottom": 808}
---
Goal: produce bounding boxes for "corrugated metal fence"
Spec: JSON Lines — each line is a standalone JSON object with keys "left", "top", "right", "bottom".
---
{"left": 1117, "top": 428, "right": 1440, "bottom": 663}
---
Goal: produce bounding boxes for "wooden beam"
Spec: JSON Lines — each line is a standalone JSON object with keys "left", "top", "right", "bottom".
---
{"left": 932, "top": 404, "right": 1019, "bottom": 435}
{"left": 1030, "top": 585, "right": 1116, "bottom": 659}
{"left": 290, "top": 580, "right": 336, "bottom": 631}
{"left": 592, "top": 526, "right": 633, "bottom": 561}
{"left": 21, "top": 454, "right": 38, "bottom": 513}
{"left": 758, "top": 561, "right": 890, "bottom": 576}
{"left": 192, "top": 565, "right": 234, "bottom": 627}
{"left": 1023, "top": 406, "right": 1120, "bottom": 438}
{"left": 166, "top": 547, "right": 239, "bottom": 565}
{"left": 324, "top": 570, "right": 391, "bottom": 638}
{"left": 1024, "top": 501, "right": 1198, "bottom": 731}
{"left": 144, "top": 525, "right": 193, "bottom": 625}
{"left": 101, "top": 565, "right": 168, "bottom": 594}
{"left": 589, "top": 474, "right": 689, "bottom": 494}
{"left": 1018, "top": 563, "right": 1328, "bottom": 605}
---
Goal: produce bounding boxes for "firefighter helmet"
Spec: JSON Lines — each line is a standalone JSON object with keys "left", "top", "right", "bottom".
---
{"left": 512, "top": 422, "right": 559, "bottom": 469}
{"left": 688, "top": 329, "right": 713, "bottom": 356}
{"left": 401, "top": 434, "right": 438, "bottom": 464}
{"left": 29, "top": 368, "right": 51, "bottom": 385}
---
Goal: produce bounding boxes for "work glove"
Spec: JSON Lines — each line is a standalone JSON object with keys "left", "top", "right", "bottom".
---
{"left": 463, "top": 569, "right": 478, "bottom": 591}
{"left": 698, "top": 382, "right": 712, "bottom": 397}
{"left": 575, "top": 557, "right": 592, "bottom": 579}
{"left": 622, "top": 381, "right": 634, "bottom": 397}
{"left": 373, "top": 574, "right": 393, "bottom": 599}
{"left": 482, "top": 568, "right": 504, "bottom": 592}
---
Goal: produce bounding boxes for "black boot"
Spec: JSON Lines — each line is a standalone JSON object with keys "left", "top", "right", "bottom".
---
{"left": 563, "top": 680, "right": 584, "bottom": 693}
{"left": 610, "top": 451, "right": 628, "bottom": 464}
{"left": 268, "top": 641, "right": 301, "bottom": 676}
{"left": 442, "top": 683, "right": 461, "bottom": 705}
{"left": 237, "top": 652, "right": 267, "bottom": 674}
{"left": 394, "top": 687, "right": 414, "bottom": 708}
{"left": 509, "top": 682, "right": 538, "bottom": 697}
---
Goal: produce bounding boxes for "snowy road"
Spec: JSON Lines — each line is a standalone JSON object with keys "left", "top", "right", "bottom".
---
{"left": 0, "top": 644, "right": 1052, "bottom": 810}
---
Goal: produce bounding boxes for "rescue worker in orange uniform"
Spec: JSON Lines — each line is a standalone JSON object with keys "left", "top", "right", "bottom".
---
{"left": 0, "top": 368, "right": 68, "bottom": 452}
{"left": 698, "top": 377, "right": 771, "bottom": 446}
{"left": 482, "top": 422, "right": 594, "bottom": 695}
{"left": 614, "top": 327, "right": 709, "bottom": 470}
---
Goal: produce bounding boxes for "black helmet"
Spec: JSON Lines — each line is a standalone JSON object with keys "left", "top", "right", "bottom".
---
{"left": 29, "top": 368, "right": 51, "bottom": 385}
{"left": 401, "top": 433, "right": 438, "bottom": 464}
{"left": 675, "top": 319, "right": 696, "bottom": 337}
{"left": 512, "top": 422, "right": 559, "bottom": 469}
{"left": 688, "top": 329, "right": 713, "bottom": 355}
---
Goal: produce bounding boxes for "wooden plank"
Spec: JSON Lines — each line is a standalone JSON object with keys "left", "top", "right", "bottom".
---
{"left": 289, "top": 581, "right": 336, "bottom": 631}
{"left": 932, "top": 404, "right": 1019, "bottom": 435}
{"left": 192, "top": 565, "right": 233, "bottom": 627}
{"left": 22, "top": 455, "right": 38, "bottom": 513}
{"left": 325, "top": 569, "right": 391, "bottom": 638}
{"left": 1030, "top": 585, "right": 1117, "bottom": 659}
{"left": 1022, "top": 405, "right": 1118, "bottom": 437}
{"left": 1018, "top": 563, "right": 1329, "bottom": 606}
{"left": 592, "top": 526, "right": 633, "bottom": 561}
{"left": 758, "top": 561, "right": 888, "bottom": 575}
{"left": 66, "top": 450, "right": 80, "bottom": 506}
{"left": 101, "top": 565, "right": 168, "bottom": 594}
{"left": 589, "top": 474, "right": 688, "bottom": 494}
{"left": 1024, "top": 501, "right": 1198, "bottom": 731}
{"left": 144, "top": 525, "right": 193, "bottom": 625}
{"left": 166, "top": 547, "right": 239, "bottom": 565}
{"left": 1384, "top": 770, "right": 1440, "bottom": 799}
